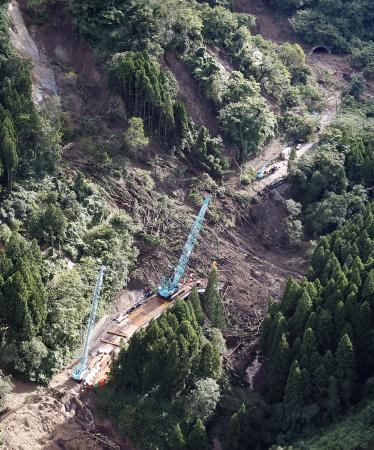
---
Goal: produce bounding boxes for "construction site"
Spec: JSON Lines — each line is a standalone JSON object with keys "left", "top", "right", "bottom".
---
{"left": 2, "top": 0, "right": 373, "bottom": 448}
{"left": 71, "top": 197, "right": 211, "bottom": 389}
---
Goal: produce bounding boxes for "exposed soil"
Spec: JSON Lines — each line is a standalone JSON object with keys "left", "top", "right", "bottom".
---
{"left": 164, "top": 50, "right": 220, "bottom": 136}
{"left": 0, "top": 379, "right": 132, "bottom": 450}
{"left": 233, "top": 0, "right": 300, "bottom": 45}
{"left": 2, "top": 0, "right": 349, "bottom": 447}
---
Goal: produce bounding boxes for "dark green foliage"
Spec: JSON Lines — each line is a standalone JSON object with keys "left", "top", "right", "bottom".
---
{"left": 201, "top": 4, "right": 319, "bottom": 110}
{"left": 351, "top": 41, "right": 374, "bottom": 78}
{"left": 197, "top": 0, "right": 232, "bottom": 8}
{"left": 199, "top": 341, "right": 221, "bottom": 378}
{"left": 168, "top": 423, "right": 185, "bottom": 450}
{"left": 292, "top": 398, "right": 374, "bottom": 449}
{"left": 191, "top": 126, "right": 228, "bottom": 178}
{"left": 203, "top": 266, "right": 226, "bottom": 330}
{"left": 1, "top": 116, "right": 18, "bottom": 187}
{"left": 335, "top": 334, "right": 356, "bottom": 405}
{"left": 289, "top": 100, "right": 374, "bottom": 235}
{"left": 223, "top": 400, "right": 273, "bottom": 450}
{"left": 189, "top": 419, "right": 209, "bottom": 450}
{"left": 287, "top": 2, "right": 374, "bottom": 52}
{"left": 68, "top": 0, "right": 202, "bottom": 55}
{"left": 183, "top": 47, "right": 221, "bottom": 103}
{"left": 103, "top": 298, "right": 222, "bottom": 449}
{"left": 0, "top": 2, "right": 60, "bottom": 189}
{"left": 189, "top": 285, "right": 203, "bottom": 324}
{"left": 219, "top": 95, "right": 276, "bottom": 162}
{"left": 109, "top": 51, "right": 175, "bottom": 142}
{"left": 108, "top": 49, "right": 228, "bottom": 177}
{"left": 0, "top": 233, "right": 47, "bottom": 338}
{"left": 260, "top": 204, "right": 374, "bottom": 433}
{"left": 349, "top": 73, "right": 366, "bottom": 99}
{"left": 224, "top": 404, "right": 247, "bottom": 450}
{"left": 110, "top": 299, "right": 221, "bottom": 395}
{"left": 0, "top": 233, "right": 52, "bottom": 381}
{"left": 270, "top": 0, "right": 374, "bottom": 76}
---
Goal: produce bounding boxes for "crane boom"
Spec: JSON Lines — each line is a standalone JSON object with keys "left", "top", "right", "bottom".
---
{"left": 72, "top": 265, "right": 106, "bottom": 381}
{"left": 158, "top": 197, "right": 210, "bottom": 298}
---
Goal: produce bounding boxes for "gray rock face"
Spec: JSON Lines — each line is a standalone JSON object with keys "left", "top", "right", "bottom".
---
{"left": 8, "top": 0, "right": 60, "bottom": 106}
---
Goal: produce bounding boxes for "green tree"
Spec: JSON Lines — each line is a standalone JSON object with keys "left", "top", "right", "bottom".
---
{"left": 1, "top": 118, "right": 18, "bottom": 188}
{"left": 349, "top": 73, "right": 365, "bottom": 99}
{"left": 224, "top": 404, "right": 246, "bottom": 450}
{"left": 284, "top": 360, "right": 305, "bottom": 431}
{"left": 189, "top": 285, "right": 203, "bottom": 324}
{"left": 168, "top": 423, "right": 185, "bottom": 450}
{"left": 199, "top": 341, "right": 221, "bottom": 379}
{"left": 267, "top": 332, "right": 290, "bottom": 402}
{"left": 316, "top": 309, "right": 333, "bottom": 353}
{"left": 362, "top": 270, "right": 374, "bottom": 304}
{"left": 124, "top": 117, "right": 149, "bottom": 154}
{"left": 335, "top": 334, "right": 356, "bottom": 405}
{"left": 219, "top": 97, "right": 276, "bottom": 162}
{"left": 43, "top": 204, "right": 67, "bottom": 251}
{"left": 300, "top": 328, "right": 319, "bottom": 373}
{"left": 290, "top": 289, "right": 312, "bottom": 339}
{"left": 5, "top": 271, "right": 29, "bottom": 333}
{"left": 189, "top": 419, "right": 209, "bottom": 450}
{"left": 186, "top": 378, "right": 220, "bottom": 423}
{"left": 204, "top": 266, "right": 226, "bottom": 330}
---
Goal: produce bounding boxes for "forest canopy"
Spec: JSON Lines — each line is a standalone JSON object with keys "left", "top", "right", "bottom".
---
{"left": 268, "top": 0, "right": 374, "bottom": 77}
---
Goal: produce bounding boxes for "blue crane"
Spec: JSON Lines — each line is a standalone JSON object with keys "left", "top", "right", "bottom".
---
{"left": 71, "top": 265, "right": 106, "bottom": 381}
{"left": 158, "top": 196, "right": 210, "bottom": 298}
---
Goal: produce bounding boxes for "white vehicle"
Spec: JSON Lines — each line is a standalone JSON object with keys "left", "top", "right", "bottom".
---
{"left": 281, "top": 146, "right": 292, "bottom": 160}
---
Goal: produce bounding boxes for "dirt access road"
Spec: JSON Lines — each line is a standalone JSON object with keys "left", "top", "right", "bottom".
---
{"left": 250, "top": 88, "right": 341, "bottom": 190}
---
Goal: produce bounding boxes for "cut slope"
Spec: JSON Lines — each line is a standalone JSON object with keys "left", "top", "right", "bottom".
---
{"left": 164, "top": 50, "right": 220, "bottom": 136}
{"left": 233, "top": 0, "right": 298, "bottom": 44}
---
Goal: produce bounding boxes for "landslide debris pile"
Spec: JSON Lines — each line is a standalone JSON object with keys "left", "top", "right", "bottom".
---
{"left": 2, "top": 386, "right": 122, "bottom": 450}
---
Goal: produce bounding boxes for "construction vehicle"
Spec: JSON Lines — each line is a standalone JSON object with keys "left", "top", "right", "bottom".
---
{"left": 158, "top": 196, "right": 210, "bottom": 298}
{"left": 281, "top": 146, "right": 292, "bottom": 160}
{"left": 256, "top": 164, "right": 278, "bottom": 180}
{"left": 71, "top": 265, "right": 106, "bottom": 381}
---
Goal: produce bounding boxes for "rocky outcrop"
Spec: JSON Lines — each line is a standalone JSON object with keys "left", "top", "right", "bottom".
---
{"left": 8, "top": 0, "right": 59, "bottom": 106}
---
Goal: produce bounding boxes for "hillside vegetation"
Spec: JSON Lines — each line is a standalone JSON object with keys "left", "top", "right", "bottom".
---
{"left": 64, "top": 0, "right": 322, "bottom": 164}
{"left": 289, "top": 96, "right": 373, "bottom": 236}
{"left": 269, "top": 0, "right": 374, "bottom": 77}
{"left": 0, "top": 0, "right": 374, "bottom": 449}
{"left": 0, "top": 0, "right": 137, "bottom": 383}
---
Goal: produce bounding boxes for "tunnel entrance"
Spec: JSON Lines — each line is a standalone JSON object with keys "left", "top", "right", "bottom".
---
{"left": 311, "top": 46, "right": 331, "bottom": 55}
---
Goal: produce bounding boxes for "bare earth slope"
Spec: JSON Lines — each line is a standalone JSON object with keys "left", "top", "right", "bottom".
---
{"left": 0, "top": 1, "right": 348, "bottom": 448}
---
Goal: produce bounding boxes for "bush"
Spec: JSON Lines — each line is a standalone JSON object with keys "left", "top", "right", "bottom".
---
{"left": 282, "top": 111, "right": 317, "bottom": 142}
{"left": 349, "top": 73, "right": 366, "bottom": 99}
{"left": 0, "top": 371, "right": 13, "bottom": 413}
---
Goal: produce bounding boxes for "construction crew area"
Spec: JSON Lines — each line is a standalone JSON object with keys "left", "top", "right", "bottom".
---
{"left": 70, "top": 198, "right": 210, "bottom": 388}
{"left": 80, "top": 283, "right": 205, "bottom": 389}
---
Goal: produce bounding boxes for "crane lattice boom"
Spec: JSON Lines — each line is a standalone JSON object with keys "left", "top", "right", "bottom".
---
{"left": 71, "top": 265, "right": 106, "bottom": 381}
{"left": 158, "top": 196, "right": 210, "bottom": 298}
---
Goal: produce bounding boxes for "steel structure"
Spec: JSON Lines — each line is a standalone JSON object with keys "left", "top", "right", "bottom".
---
{"left": 71, "top": 265, "right": 106, "bottom": 381}
{"left": 158, "top": 196, "right": 210, "bottom": 298}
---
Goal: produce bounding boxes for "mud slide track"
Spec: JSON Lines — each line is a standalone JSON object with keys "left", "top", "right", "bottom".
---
{"left": 164, "top": 50, "right": 220, "bottom": 136}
